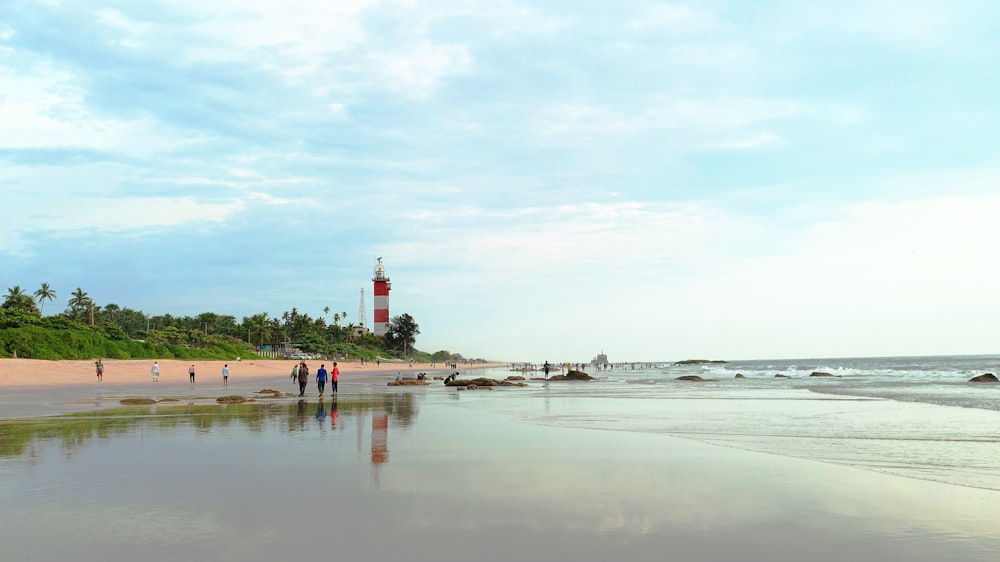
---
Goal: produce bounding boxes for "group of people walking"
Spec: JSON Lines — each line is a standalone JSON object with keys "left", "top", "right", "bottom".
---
{"left": 95, "top": 360, "right": 341, "bottom": 394}
{"left": 144, "top": 361, "right": 228, "bottom": 384}
{"left": 292, "top": 361, "right": 339, "bottom": 397}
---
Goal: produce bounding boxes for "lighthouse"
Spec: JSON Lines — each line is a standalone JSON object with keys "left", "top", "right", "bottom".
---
{"left": 372, "top": 257, "right": 391, "bottom": 338}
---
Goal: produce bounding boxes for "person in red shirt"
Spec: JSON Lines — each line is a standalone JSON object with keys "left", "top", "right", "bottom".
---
{"left": 331, "top": 362, "right": 340, "bottom": 393}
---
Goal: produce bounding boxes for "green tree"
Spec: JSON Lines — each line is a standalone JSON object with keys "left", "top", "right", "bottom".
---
{"left": 246, "top": 313, "right": 273, "bottom": 348}
{"left": 33, "top": 283, "right": 57, "bottom": 315}
{"left": 67, "top": 287, "right": 92, "bottom": 322}
{"left": 385, "top": 313, "right": 419, "bottom": 355}
{"left": 3, "top": 286, "right": 40, "bottom": 314}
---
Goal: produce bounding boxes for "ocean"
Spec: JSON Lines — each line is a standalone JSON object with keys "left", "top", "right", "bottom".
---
{"left": 473, "top": 355, "right": 1000, "bottom": 490}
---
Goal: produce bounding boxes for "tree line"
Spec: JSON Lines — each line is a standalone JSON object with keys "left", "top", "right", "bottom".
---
{"left": 1, "top": 283, "right": 467, "bottom": 363}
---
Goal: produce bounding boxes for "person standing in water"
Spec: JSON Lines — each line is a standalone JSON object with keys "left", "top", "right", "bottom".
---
{"left": 543, "top": 361, "right": 551, "bottom": 378}
{"left": 330, "top": 362, "right": 340, "bottom": 394}
{"left": 151, "top": 361, "right": 160, "bottom": 382}
{"left": 316, "top": 363, "right": 328, "bottom": 397}
{"left": 95, "top": 359, "right": 104, "bottom": 382}
{"left": 189, "top": 364, "right": 196, "bottom": 384}
{"left": 222, "top": 364, "right": 230, "bottom": 387}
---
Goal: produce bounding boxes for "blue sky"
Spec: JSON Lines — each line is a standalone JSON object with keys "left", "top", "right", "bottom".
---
{"left": 2, "top": 0, "right": 999, "bottom": 362}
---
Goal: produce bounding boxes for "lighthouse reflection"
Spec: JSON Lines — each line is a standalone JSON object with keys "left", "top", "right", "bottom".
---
{"left": 299, "top": 393, "right": 416, "bottom": 488}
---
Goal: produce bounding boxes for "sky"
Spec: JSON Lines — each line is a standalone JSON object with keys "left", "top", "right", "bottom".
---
{"left": 2, "top": 0, "right": 1000, "bottom": 362}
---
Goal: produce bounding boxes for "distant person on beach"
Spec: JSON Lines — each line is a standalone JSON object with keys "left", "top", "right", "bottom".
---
{"left": 316, "top": 364, "right": 328, "bottom": 397}
{"left": 297, "top": 362, "right": 309, "bottom": 397}
{"left": 376, "top": 357, "right": 381, "bottom": 367}
{"left": 291, "top": 363, "right": 299, "bottom": 383}
{"left": 222, "top": 364, "right": 229, "bottom": 387}
{"left": 543, "top": 361, "right": 551, "bottom": 377}
{"left": 331, "top": 362, "right": 339, "bottom": 393}
{"left": 95, "top": 359, "right": 104, "bottom": 382}
{"left": 151, "top": 361, "right": 160, "bottom": 382}
{"left": 189, "top": 364, "right": 196, "bottom": 383}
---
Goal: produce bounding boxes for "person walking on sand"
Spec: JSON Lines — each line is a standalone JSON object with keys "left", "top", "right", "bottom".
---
{"left": 95, "top": 359, "right": 104, "bottom": 382}
{"left": 316, "top": 364, "right": 328, "bottom": 397}
{"left": 189, "top": 364, "right": 196, "bottom": 384}
{"left": 297, "top": 362, "right": 309, "bottom": 397}
{"left": 151, "top": 361, "right": 160, "bottom": 382}
{"left": 290, "top": 363, "right": 299, "bottom": 383}
{"left": 222, "top": 364, "right": 230, "bottom": 387}
{"left": 331, "top": 362, "right": 340, "bottom": 394}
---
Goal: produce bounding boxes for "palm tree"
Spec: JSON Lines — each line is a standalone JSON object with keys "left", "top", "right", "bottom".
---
{"left": 103, "top": 303, "right": 121, "bottom": 324}
{"left": 3, "top": 286, "right": 39, "bottom": 313}
{"left": 5, "top": 285, "right": 26, "bottom": 303}
{"left": 34, "top": 283, "right": 56, "bottom": 315}
{"left": 248, "top": 313, "right": 273, "bottom": 348}
{"left": 68, "top": 288, "right": 91, "bottom": 317}
{"left": 323, "top": 306, "right": 330, "bottom": 322}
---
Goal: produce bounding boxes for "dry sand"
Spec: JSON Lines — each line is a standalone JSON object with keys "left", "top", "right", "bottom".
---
{"left": 0, "top": 358, "right": 498, "bottom": 390}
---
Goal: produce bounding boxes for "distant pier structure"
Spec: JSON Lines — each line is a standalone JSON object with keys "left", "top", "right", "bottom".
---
{"left": 591, "top": 351, "right": 609, "bottom": 368}
{"left": 372, "top": 257, "right": 392, "bottom": 338}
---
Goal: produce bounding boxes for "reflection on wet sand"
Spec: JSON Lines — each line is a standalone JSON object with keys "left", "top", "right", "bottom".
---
{"left": 0, "top": 393, "right": 417, "bottom": 474}
{"left": 4, "top": 390, "right": 1000, "bottom": 562}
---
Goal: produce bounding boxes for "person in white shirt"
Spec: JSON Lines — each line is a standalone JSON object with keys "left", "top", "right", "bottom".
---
{"left": 151, "top": 361, "right": 160, "bottom": 382}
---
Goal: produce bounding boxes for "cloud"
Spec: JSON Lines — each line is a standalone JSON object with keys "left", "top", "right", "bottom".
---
{"left": 370, "top": 41, "right": 472, "bottom": 97}
{"left": 531, "top": 96, "right": 799, "bottom": 149}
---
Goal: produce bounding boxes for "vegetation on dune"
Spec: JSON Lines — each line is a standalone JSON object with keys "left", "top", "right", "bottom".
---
{"left": 0, "top": 282, "right": 485, "bottom": 363}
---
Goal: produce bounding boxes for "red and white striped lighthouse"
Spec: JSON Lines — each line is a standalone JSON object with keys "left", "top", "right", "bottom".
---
{"left": 372, "top": 257, "right": 391, "bottom": 338}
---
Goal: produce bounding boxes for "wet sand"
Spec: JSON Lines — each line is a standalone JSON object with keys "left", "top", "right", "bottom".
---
{"left": 3, "top": 392, "right": 1000, "bottom": 561}
{"left": 3, "top": 360, "right": 1000, "bottom": 561}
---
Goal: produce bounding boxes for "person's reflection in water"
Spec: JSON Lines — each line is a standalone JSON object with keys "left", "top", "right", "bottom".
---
{"left": 330, "top": 397, "right": 338, "bottom": 429}
{"left": 297, "top": 400, "right": 307, "bottom": 430}
{"left": 315, "top": 398, "right": 326, "bottom": 427}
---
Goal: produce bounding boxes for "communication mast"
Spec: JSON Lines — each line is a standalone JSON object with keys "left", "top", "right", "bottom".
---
{"left": 358, "top": 288, "right": 366, "bottom": 329}
{"left": 372, "top": 257, "right": 391, "bottom": 338}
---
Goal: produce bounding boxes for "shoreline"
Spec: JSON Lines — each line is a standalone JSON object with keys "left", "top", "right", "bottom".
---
{"left": 0, "top": 357, "right": 505, "bottom": 389}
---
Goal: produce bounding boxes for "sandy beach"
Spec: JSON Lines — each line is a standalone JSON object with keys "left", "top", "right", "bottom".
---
{"left": 0, "top": 358, "right": 493, "bottom": 390}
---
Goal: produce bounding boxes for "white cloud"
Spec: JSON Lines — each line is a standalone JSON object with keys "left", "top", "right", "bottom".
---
{"left": 713, "top": 132, "right": 783, "bottom": 149}
{"left": 370, "top": 41, "right": 472, "bottom": 97}
{"left": 0, "top": 61, "right": 204, "bottom": 155}
{"left": 96, "top": 8, "right": 151, "bottom": 36}
{"left": 532, "top": 97, "right": 799, "bottom": 147}
{"left": 0, "top": 191, "right": 244, "bottom": 254}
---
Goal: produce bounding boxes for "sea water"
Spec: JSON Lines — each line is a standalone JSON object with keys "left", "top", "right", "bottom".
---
{"left": 467, "top": 355, "right": 1000, "bottom": 490}
{"left": 2, "top": 357, "right": 1000, "bottom": 561}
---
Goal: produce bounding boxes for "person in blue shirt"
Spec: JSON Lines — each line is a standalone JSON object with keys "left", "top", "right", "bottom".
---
{"left": 316, "top": 364, "right": 328, "bottom": 397}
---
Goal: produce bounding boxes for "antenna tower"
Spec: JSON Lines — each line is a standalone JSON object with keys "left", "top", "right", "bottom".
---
{"left": 358, "top": 288, "right": 366, "bottom": 329}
